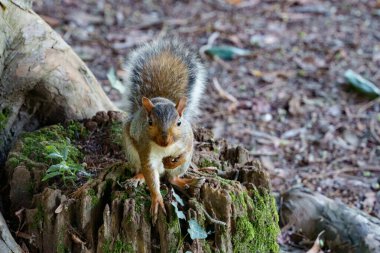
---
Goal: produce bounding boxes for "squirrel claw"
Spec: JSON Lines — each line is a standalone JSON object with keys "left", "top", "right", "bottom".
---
{"left": 151, "top": 195, "right": 166, "bottom": 224}
{"left": 123, "top": 173, "right": 145, "bottom": 188}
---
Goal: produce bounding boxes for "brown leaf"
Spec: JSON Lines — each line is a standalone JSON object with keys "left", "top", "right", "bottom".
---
{"left": 306, "top": 231, "right": 324, "bottom": 253}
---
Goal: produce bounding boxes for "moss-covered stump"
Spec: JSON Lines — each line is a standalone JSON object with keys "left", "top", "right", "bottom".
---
{"left": 3, "top": 111, "right": 280, "bottom": 253}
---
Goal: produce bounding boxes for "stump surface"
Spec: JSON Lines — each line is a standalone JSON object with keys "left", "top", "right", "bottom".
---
{"left": 4, "top": 111, "right": 280, "bottom": 253}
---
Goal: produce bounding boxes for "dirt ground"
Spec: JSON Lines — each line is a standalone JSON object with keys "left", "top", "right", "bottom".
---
{"left": 33, "top": 0, "right": 380, "bottom": 218}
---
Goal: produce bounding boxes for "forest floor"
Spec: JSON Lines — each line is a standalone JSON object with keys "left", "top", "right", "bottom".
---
{"left": 33, "top": 0, "right": 380, "bottom": 218}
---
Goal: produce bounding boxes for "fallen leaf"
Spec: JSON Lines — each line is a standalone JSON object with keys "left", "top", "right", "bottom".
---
{"left": 306, "top": 231, "right": 324, "bottom": 253}
{"left": 205, "top": 46, "right": 252, "bottom": 60}
{"left": 288, "top": 96, "right": 304, "bottom": 116}
{"left": 187, "top": 219, "right": 208, "bottom": 239}
{"left": 344, "top": 69, "right": 380, "bottom": 97}
{"left": 363, "top": 192, "right": 376, "bottom": 213}
{"left": 260, "top": 156, "right": 274, "bottom": 171}
{"left": 251, "top": 69, "right": 263, "bottom": 78}
{"left": 172, "top": 201, "right": 186, "bottom": 220}
{"left": 107, "top": 68, "right": 126, "bottom": 94}
{"left": 225, "top": 0, "right": 241, "bottom": 4}
{"left": 172, "top": 188, "right": 184, "bottom": 206}
{"left": 250, "top": 34, "right": 279, "bottom": 47}
{"left": 55, "top": 203, "right": 63, "bottom": 214}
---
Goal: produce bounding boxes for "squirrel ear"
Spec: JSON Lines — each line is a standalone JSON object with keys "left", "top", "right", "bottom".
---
{"left": 176, "top": 97, "right": 187, "bottom": 117}
{"left": 142, "top": 97, "right": 154, "bottom": 113}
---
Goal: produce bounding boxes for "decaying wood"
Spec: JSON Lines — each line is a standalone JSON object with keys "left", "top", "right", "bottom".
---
{"left": 3, "top": 115, "right": 280, "bottom": 253}
{"left": 280, "top": 187, "right": 380, "bottom": 253}
{"left": 0, "top": 0, "right": 116, "bottom": 165}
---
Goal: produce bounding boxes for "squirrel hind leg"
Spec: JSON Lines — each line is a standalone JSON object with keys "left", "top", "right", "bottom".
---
{"left": 168, "top": 176, "right": 198, "bottom": 190}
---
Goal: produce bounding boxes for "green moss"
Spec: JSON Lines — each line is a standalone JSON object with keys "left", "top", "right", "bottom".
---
{"left": 198, "top": 158, "right": 219, "bottom": 169}
{"left": 66, "top": 120, "right": 88, "bottom": 139}
{"left": 0, "top": 107, "right": 10, "bottom": 131}
{"left": 110, "top": 121, "right": 124, "bottom": 146}
{"left": 102, "top": 239, "right": 133, "bottom": 253}
{"left": 160, "top": 188, "right": 168, "bottom": 197}
{"left": 167, "top": 218, "right": 181, "bottom": 252}
{"left": 7, "top": 157, "right": 20, "bottom": 169}
{"left": 27, "top": 181, "right": 36, "bottom": 194}
{"left": 231, "top": 189, "right": 280, "bottom": 253}
{"left": 233, "top": 217, "right": 255, "bottom": 252}
{"left": 56, "top": 243, "right": 66, "bottom": 253}
{"left": 32, "top": 204, "right": 44, "bottom": 230}
{"left": 20, "top": 125, "right": 82, "bottom": 165}
{"left": 87, "top": 188, "right": 100, "bottom": 207}
{"left": 57, "top": 228, "right": 67, "bottom": 253}
{"left": 120, "top": 185, "right": 150, "bottom": 220}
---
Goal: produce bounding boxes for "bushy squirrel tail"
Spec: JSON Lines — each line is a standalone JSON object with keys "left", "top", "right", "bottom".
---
{"left": 123, "top": 38, "right": 206, "bottom": 121}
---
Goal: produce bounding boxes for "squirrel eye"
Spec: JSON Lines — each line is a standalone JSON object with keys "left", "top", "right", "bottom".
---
{"left": 148, "top": 118, "right": 153, "bottom": 126}
{"left": 177, "top": 119, "right": 181, "bottom": 126}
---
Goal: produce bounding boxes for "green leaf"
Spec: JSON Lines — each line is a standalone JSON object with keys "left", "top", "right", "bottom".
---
{"left": 171, "top": 201, "right": 186, "bottom": 220}
{"left": 46, "top": 164, "right": 62, "bottom": 173}
{"left": 47, "top": 152, "right": 64, "bottom": 159}
{"left": 107, "top": 68, "right": 126, "bottom": 93}
{"left": 62, "top": 146, "right": 69, "bottom": 161}
{"left": 344, "top": 69, "right": 380, "bottom": 97}
{"left": 172, "top": 188, "right": 184, "bottom": 206}
{"left": 45, "top": 145, "right": 59, "bottom": 154}
{"left": 42, "top": 171, "right": 61, "bottom": 181}
{"left": 205, "top": 46, "right": 252, "bottom": 60}
{"left": 187, "top": 219, "right": 208, "bottom": 240}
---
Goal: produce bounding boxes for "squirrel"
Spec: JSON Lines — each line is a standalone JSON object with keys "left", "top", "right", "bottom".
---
{"left": 122, "top": 38, "right": 206, "bottom": 223}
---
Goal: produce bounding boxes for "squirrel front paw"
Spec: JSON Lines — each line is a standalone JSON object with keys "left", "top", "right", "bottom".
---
{"left": 163, "top": 154, "right": 186, "bottom": 170}
{"left": 151, "top": 194, "right": 166, "bottom": 224}
{"left": 123, "top": 173, "right": 145, "bottom": 188}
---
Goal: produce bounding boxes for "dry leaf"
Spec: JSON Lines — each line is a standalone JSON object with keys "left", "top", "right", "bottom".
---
{"left": 307, "top": 231, "right": 325, "bottom": 253}
{"left": 55, "top": 203, "right": 63, "bottom": 214}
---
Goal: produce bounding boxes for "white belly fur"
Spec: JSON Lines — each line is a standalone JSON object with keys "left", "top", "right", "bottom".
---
{"left": 125, "top": 133, "right": 186, "bottom": 175}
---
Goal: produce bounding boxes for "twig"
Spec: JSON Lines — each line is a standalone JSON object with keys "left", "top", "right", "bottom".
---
{"left": 250, "top": 151, "right": 278, "bottom": 156}
{"left": 304, "top": 166, "right": 380, "bottom": 180}
{"left": 212, "top": 77, "right": 238, "bottom": 111}
{"left": 199, "top": 205, "right": 227, "bottom": 226}
{"left": 207, "top": 32, "right": 220, "bottom": 46}
{"left": 326, "top": 155, "right": 351, "bottom": 171}
{"left": 356, "top": 97, "right": 380, "bottom": 115}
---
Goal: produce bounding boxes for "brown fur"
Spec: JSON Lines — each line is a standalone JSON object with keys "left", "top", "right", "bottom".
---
{"left": 149, "top": 119, "right": 179, "bottom": 147}
{"left": 142, "top": 97, "right": 154, "bottom": 112}
{"left": 162, "top": 154, "right": 186, "bottom": 169}
{"left": 140, "top": 51, "right": 188, "bottom": 103}
{"left": 175, "top": 97, "right": 187, "bottom": 116}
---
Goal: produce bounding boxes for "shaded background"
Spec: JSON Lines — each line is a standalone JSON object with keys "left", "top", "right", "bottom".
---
{"left": 33, "top": 0, "right": 380, "bottom": 217}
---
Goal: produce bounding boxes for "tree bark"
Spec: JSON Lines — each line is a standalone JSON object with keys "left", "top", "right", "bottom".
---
{"left": 0, "top": 0, "right": 116, "bottom": 166}
{"left": 280, "top": 187, "right": 380, "bottom": 253}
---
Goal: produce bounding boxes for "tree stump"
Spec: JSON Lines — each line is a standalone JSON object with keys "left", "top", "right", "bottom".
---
{"left": 4, "top": 111, "right": 280, "bottom": 253}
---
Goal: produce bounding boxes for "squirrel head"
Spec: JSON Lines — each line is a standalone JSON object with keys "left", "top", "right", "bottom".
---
{"left": 142, "top": 97, "right": 187, "bottom": 147}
